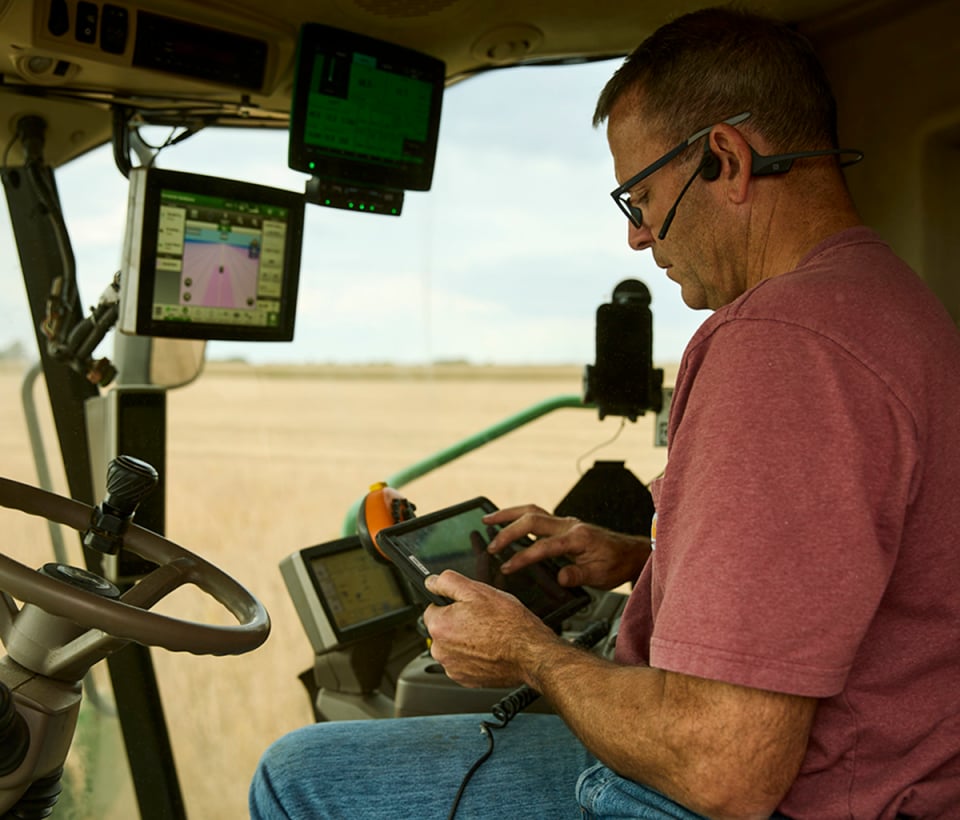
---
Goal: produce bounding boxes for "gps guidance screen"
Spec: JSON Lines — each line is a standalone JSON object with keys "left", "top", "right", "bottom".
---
{"left": 152, "top": 188, "right": 290, "bottom": 329}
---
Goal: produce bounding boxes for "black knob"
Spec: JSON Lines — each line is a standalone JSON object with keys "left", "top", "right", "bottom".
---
{"left": 83, "top": 455, "right": 158, "bottom": 555}
{"left": 104, "top": 455, "right": 158, "bottom": 517}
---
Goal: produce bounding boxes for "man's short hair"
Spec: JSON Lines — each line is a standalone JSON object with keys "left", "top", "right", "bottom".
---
{"left": 593, "top": 7, "right": 839, "bottom": 153}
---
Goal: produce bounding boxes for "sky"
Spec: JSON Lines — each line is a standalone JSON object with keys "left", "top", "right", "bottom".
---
{"left": 0, "top": 60, "right": 707, "bottom": 366}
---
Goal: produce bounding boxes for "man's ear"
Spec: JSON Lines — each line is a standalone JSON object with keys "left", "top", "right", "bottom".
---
{"left": 708, "top": 125, "right": 752, "bottom": 203}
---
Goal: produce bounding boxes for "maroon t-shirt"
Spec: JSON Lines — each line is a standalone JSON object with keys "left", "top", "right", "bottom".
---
{"left": 616, "top": 228, "right": 960, "bottom": 817}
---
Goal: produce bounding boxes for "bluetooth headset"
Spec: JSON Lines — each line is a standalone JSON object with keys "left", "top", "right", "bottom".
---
{"left": 658, "top": 138, "right": 863, "bottom": 240}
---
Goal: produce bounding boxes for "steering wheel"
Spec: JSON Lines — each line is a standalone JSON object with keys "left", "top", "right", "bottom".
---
{"left": 0, "top": 475, "right": 270, "bottom": 658}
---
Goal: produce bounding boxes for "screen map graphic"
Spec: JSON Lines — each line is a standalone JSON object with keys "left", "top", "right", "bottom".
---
{"left": 151, "top": 189, "right": 290, "bottom": 328}
{"left": 310, "top": 548, "right": 408, "bottom": 630}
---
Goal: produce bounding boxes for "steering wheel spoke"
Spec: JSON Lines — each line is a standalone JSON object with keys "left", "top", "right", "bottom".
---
{"left": 121, "top": 557, "right": 195, "bottom": 609}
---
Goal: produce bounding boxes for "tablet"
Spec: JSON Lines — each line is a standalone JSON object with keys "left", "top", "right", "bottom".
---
{"left": 375, "top": 496, "right": 590, "bottom": 629}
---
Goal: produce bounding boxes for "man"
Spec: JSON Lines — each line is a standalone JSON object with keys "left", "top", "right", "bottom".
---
{"left": 251, "top": 8, "right": 960, "bottom": 818}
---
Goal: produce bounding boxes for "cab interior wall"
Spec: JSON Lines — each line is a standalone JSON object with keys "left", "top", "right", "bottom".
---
{"left": 812, "top": 0, "right": 960, "bottom": 322}
{"left": 922, "top": 125, "right": 960, "bottom": 322}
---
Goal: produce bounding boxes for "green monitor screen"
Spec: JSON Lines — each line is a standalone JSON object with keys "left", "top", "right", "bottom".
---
{"left": 288, "top": 24, "right": 445, "bottom": 192}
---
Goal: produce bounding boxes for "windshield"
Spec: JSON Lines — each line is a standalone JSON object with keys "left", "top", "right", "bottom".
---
{"left": 2, "top": 60, "right": 702, "bottom": 366}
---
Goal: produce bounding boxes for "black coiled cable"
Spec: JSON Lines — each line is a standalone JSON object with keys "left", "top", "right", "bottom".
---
{"left": 490, "top": 684, "right": 541, "bottom": 725}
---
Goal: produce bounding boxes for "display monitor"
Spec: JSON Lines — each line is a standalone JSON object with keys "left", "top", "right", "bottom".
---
{"left": 280, "top": 536, "right": 419, "bottom": 652}
{"left": 118, "top": 167, "right": 304, "bottom": 341}
{"left": 288, "top": 24, "right": 445, "bottom": 194}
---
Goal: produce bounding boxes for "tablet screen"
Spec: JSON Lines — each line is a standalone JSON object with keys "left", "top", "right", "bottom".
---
{"left": 376, "top": 497, "right": 590, "bottom": 628}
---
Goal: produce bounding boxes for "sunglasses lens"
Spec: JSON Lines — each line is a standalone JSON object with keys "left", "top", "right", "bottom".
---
{"left": 616, "top": 195, "right": 643, "bottom": 228}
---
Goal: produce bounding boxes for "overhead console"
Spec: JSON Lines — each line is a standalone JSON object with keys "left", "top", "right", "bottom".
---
{"left": 26, "top": 0, "right": 286, "bottom": 95}
{"left": 288, "top": 24, "right": 446, "bottom": 217}
{"left": 128, "top": 11, "right": 267, "bottom": 91}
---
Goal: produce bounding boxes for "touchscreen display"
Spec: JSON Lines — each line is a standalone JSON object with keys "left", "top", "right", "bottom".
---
{"left": 377, "top": 497, "right": 589, "bottom": 627}
{"left": 281, "top": 535, "right": 419, "bottom": 652}
{"left": 119, "top": 167, "right": 303, "bottom": 341}
{"left": 288, "top": 23, "right": 444, "bottom": 191}
{"left": 309, "top": 546, "right": 409, "bottom": 632}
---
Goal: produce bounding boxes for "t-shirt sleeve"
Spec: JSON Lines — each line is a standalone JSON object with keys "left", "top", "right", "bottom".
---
{"left": 648, "top": 319, "right": 916, "bottom": 697}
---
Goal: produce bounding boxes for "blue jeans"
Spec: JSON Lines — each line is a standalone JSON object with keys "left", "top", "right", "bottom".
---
{"left": 249, "top": 713, "right": 721, "bottom": 819}
{"left": 577, "top": 763, "right": 708, "bottom": 819}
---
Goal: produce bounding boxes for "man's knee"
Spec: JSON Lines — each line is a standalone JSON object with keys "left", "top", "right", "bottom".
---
{"left": 249, "top": 735, "right": 291, "bottom": 820}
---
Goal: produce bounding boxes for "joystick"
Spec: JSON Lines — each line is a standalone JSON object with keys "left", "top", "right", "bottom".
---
{"left": 82, "top": 455, "right": 158, "bottom": 555}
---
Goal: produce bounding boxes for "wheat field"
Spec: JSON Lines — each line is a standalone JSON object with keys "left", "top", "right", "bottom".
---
{"left": 0, "top": 360, "right": 670, "bottom": 819}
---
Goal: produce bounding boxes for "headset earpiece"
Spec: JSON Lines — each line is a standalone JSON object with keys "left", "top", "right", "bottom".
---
{"left": 700, "top": 150, "right": 721, "bottom": 181}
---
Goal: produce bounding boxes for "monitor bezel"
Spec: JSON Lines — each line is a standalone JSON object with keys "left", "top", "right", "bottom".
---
{"left": 287, "top": 23, "right": 445, "bottom": 192}
{"left": 300, "top": 536, "right": 419, "bottom": 646}
{"left": 126, "top": 168, "right": 305, "bottom": 342}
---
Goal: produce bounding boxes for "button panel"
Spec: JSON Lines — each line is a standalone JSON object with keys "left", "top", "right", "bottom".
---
{"left": 47, "top": 0, "right": 129, "bottom": 55}
{"left": 100, "top": 4, "right": 129, "bottom": 54}
{"left": 41, "top": 1, "right": 266, "bottom": 91}
{"left": 75, "top": 1, "right": 98, "bottom": 44}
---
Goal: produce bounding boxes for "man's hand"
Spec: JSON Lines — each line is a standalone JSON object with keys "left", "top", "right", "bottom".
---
{"left": 484, "top": 504, "right": 650, "bottom": 589}
{"left": 422, "top": 570, "right": 560, "bottom": 689}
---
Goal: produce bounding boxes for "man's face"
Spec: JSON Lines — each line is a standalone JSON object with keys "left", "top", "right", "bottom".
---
{"left": 606, "top": 102, "right": 743, "bottom": 311}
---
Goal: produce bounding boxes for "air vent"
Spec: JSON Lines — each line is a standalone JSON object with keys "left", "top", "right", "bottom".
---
{"left": 471, "top": 24, "right": 543, "bottom": 64}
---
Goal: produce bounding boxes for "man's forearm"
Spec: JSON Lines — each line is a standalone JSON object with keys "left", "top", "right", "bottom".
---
{"left": 521, "top": 639, "right": 815, "bottom": 819}
{"left": 423, "top": 570, "right": 815, "bottom": 818}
